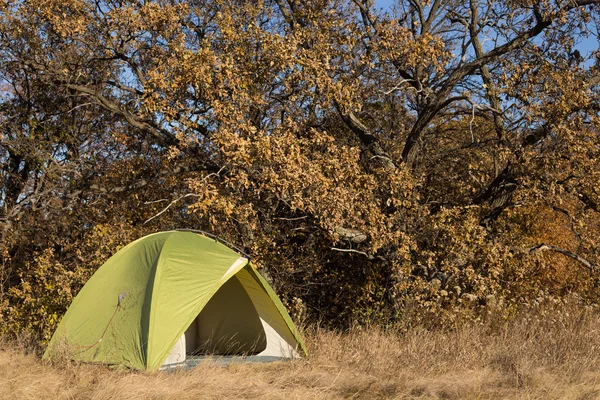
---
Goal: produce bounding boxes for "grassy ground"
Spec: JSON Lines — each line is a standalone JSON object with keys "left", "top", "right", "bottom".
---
{"left": 3, "top": 307, "right": 600, "bottom": 399}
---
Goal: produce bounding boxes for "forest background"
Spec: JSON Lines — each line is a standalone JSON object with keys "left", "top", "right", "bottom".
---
{"left": 0, "top": 0, "right": 600, "bottom": 345}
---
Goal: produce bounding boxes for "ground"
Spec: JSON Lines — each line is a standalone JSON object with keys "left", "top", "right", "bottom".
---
{"left": 3, "top": 307, "right": 600, "bottom": 399}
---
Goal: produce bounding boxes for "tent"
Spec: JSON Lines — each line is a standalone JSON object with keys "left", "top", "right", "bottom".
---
{"left": 43, "top": 230, "right": 307, "bottom": 371}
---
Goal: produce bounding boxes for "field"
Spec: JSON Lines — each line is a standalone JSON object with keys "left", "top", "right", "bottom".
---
{"left": 2, "top": 307, "right": 600, "bottom": 400}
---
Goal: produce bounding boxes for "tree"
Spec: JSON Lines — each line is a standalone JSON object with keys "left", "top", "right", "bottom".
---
{"left": 1, "top": 0, "right": 599, "bottom": 338}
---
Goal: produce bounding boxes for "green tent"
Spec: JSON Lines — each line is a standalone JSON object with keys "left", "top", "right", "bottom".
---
{"left": 44, "top": 230, "right": 307, "bottom": 371}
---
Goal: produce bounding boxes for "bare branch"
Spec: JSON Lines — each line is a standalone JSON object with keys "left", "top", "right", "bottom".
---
{"left": 529, "top": 244, "right": 598, "bottom": 273}
{"left": 64, "top": 83, "right": 180, "bottom": 148}
{"left": 144, "top": 193, "right": 200, "bottom": 225}
{"left": 334, "top": 100, "right": 397, "bottom": 170}
{"left": 144, "top": 199, "right": 170, "bottom": 205}
{"left": 273, "top": 216, "right": 308, "bottom": 221}
{"left": 384, "top": 78, "right": 419, "bottom": 95}
{"left": 330, "top": 247, "right": 373, "bottom": 259}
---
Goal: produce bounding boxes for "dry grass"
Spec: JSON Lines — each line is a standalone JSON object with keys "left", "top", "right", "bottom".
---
{"left": 3, "top": 307, "right": 600, "bottom": 399}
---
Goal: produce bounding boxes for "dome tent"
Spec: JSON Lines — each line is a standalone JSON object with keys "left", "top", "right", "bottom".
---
{"left": 43, "top": 231, "right": 307, "bottom": 371}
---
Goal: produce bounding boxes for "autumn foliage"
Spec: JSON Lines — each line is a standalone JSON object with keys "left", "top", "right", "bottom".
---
{"left": 0, "top": 0, "right": 599, "bottom": 342}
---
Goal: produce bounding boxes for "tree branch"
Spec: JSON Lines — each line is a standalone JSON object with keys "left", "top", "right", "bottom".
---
{"left": 64, "top": 84, "right": 179, "bottom": 148}
{"left": 529, "top": 244, "right": 597, "bottom": 273}
{"left": 400, "top": 0, "right": 600, "bottom": 166}
{"left": 144, "top": 193, "right": 200, "bottom": 224}
{"left": 468, "top": 0, "right": 505, "bottom": 139}
{"left": 330, "top": 247, "right": 373, "bottom": 260}
{"left": 335, "top": 102, "right": 397, "bottom": 170}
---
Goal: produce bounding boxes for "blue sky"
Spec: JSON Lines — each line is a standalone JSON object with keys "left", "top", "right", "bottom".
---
{"left": 373, "top": 0, "right": 599, "bottom": 58}
{"left": 374, "top": 0, "right": 394, "bottom": 8}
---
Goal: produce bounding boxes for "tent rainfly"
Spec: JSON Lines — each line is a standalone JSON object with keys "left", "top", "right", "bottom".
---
{"left": 43, "top": 231, "right": 307, "bottom": 371}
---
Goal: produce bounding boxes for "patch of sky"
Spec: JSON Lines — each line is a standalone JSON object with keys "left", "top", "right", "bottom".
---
{"left": 374, "top": 0, "right": 395, "bottom": 9}
{"left": 374, "top": 0, "right": 598, "bottom": 63}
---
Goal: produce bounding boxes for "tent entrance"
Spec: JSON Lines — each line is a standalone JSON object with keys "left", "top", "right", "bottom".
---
{"left": 184, "top": 275, "right": 267, "bottom": 356}
{"left": 161, "top": 265, "right": 300, "bottom": 368}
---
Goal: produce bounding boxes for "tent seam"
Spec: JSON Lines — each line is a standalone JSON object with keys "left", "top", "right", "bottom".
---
{"left": 146, "top": 233, "right": 172, "bottom": 369}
